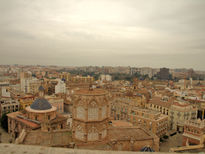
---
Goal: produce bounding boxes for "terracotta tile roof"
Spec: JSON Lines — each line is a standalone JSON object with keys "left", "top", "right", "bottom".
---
{"left": 16, "top": 117, "right": 40, "bottom": 129}
{"left": 20, "top": 95, "right": 35, "bottom": 99}
{"left": 185, "top": 98, "right": 205, "bottom": 104}
{"left": 7, "top": 111, "right": 22, "bottom": 118}
{"left": 173, "top": 101, "right": 189, "bottom": 107}
{"left": 109, "top": 127, "right": 155, "bottom": 141}
{"left": 7, "top": 112, "right": 40, "bottom": 129}
{"left": 111, "top": 120, "right": 133, "bottom": 127}
{"left": 149, "top": 97, "right": 173, "bottom": 108}
{"left": 74, "top": 89, "right": 107, "bottom": 95}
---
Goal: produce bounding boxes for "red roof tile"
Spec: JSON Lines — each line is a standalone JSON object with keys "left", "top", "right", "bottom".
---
{"left": 149, "top": 97, "right": 174, "bottom": 108}
{"left": 7, "top": 112, "right": 40, "bottom": 129}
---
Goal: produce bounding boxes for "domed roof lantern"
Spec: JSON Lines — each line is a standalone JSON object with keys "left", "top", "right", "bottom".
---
{"left": 39, "top": 85, "right": 44, "bottom": 91}
{"left": 38, "top": 85, "right": 45, "bottom": 97}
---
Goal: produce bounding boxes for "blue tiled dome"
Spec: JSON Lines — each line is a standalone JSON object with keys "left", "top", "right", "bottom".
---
{"left": 140, "top": 146, "right": 155, "bottom": 152}
{"left": 38, "top": 85, "right": 45, "bottom": 91}
{"left": 30, "top": 98, "right": 52, "bottom": 110}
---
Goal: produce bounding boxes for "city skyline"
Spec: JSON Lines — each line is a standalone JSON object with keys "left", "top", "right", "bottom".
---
{"left": 0, "top": 0, "right": 205, "bottom": 70}
{"left": 0, "top": 64, "right": 204, "bottom": 72}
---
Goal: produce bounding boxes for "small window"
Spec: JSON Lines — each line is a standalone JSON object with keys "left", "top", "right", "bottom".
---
{"left": 35, "top": 115, "right": 38, "bottom": 120}
{"left": 48, "top": 115, "right": 50, "bottom": 120}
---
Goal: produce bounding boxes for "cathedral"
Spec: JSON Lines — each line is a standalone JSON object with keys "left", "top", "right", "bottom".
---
{"left": 7, "top": 86, "right": 67, "bottom": 143}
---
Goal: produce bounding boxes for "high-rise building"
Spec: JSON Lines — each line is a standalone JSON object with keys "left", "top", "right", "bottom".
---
{"left": 156, "top": 68, "right": 170, "bottom": 80}
{"left": 20, "top": 72, "right": 41, "bottom": 94}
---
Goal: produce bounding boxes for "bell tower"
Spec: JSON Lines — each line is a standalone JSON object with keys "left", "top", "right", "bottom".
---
{"left": 72, "top": 89, "right": 110, "bottom": 144}
{"left": 38, "top": 85, "right": 45, "bottom": 97}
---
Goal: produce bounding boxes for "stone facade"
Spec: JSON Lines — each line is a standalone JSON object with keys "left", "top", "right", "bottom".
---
{"left": 45, "top": 95, "right": 64, "bottom": 113}
{"left": 129, "top": 108, "right": 168, "bottom": 137}
{"left": 108, "top": 127, "right": 159, "bottom": 151}
{"left": 21, "top": 129, "right": 72, "bottom": 147}
{"left": 169, "top": 101, "right": 197, "bottom": 131}
{"left": 110, "top": 94, "right": 146, "bottom": 121}
{"left": 183, "top": 119, "right": 205, "bottom": 146}
{"left": 55, "top": 79, "right": 66, "bottom": 94}
{"left": 25, "top": 106, "right": 57, "bottom": 123}
{"left": 0, "top": 98, "right": 19, "bottom": 117}
{"left": 7, "top": 87, "right": 67, "bottom": 142}
{"left": 7, "top": 111, "right": 40, "bottom": 141}
{"left": 66, "top": 76, "right": 94, "bottom": 89}
{"left": 146, "top": 96, "right": 172, "bottom": 116}
{"left": 19, "top": 95, "right": 35, "bottom": 110}
{"left": 72, "top": 89, "right": 110, "bottom": 143}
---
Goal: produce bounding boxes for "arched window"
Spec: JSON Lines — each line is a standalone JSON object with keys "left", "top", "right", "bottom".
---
{"left": 101, "top": 125, "right": 107, "bottom": 139}
{"left": 88, "top": 101, "right": 98, "bottom": 120}
{"left": 76, "top": 106, "right": 85, "bottom": 120}
{"left": 75, "top": 125, "right": 84, "bottom": 141}
{"left": 88, "top": 126, "right": 99, "bottom": 141}
{"left": 101, "top": 106, "right": 107, "bottom": 119}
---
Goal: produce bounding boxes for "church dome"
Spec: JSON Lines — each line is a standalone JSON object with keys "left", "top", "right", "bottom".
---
{"left": 38, "top": 85, "right": 45, "bottom": 91}
{"left": 30, "top": 98, "right": 52, "bottom": 110}
{"left": 140, "top": 146, "right": 154, "bottom": 152}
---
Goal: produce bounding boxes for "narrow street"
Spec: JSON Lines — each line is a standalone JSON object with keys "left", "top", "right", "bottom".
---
{"left": 160, "top": 133, "right": 183, "bottom": 152}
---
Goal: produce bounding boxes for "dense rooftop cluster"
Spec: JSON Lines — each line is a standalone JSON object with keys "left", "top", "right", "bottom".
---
{"left": 0, "top": 65, "right": 205, "bottom": 152}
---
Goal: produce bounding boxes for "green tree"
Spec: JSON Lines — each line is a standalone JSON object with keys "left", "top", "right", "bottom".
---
{"left": 168, "top": 74, "right": 173, "bottom": 80}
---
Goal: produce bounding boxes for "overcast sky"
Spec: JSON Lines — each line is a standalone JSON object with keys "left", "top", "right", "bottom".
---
{"left": 0, "top": 0, "right": 205, "bottom": 70}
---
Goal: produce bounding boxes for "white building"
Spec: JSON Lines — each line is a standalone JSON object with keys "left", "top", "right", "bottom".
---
{"left": 99, "top": 74, "right": 112, "bottom": 82}
{"left": 20, "top": 72, "right": 32, "bottom": 93}
{"left": 0, "top": 98, "right": 20, "bottom": 116}
{"left": 1, "top": 87, "right": 11, "bottom": 98}
{"left": 202, "top": 93, "right": 205, "bottom": 100}
{"left": 169, "top": 101, "right": 197, "bottom": 132}
{"left": 20, "top": 75, "right": 41, "bottom": 94}
{"left": 45, "top": 95, "right": 64, "bottom": 113}
{"left": 55, "top": 79, "right": 66, "bottom": 94}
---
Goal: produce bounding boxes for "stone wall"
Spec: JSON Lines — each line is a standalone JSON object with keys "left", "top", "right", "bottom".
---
{"left": 182, "top": 136, "right": 200, "bottom": 146}
{"left": 27, "top": 111, "right": 56, "bottom": 122}
{"left": 0, "top": 143, "right": 181, "bottom": 154}
{"left": 22, "top": 129, "right": 72, "bottom": 147}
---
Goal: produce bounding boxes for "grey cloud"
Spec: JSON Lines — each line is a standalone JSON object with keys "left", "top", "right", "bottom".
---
{"left": 0, "top": 0, "right": 205, "bottom": 70}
